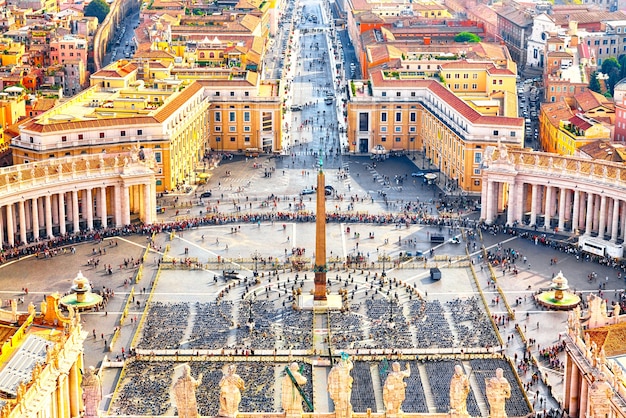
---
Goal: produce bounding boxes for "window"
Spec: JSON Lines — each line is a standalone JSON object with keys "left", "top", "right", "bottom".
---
{"left": 395, "top": 137, "right": 401, "bottom": 142}
{"left": 244, "top": 126, "right": 251, "bottom": 132}
{"left": 229, "top": 112, "right": 235, "bottom": 122}
{"left": 230, "top": 137, "right": 236, "bottom": 142}
{"left": 229, "top": 126, "right": 236, "bottom": 132}
{"left": 215, "top": 126, "right": 222, "bottom": 132}
{"left": 61, "top": 136, "right": 67, "bottom": 142}
{"left": 245, "top": 91, "right": 249, "bottom": 97}
{"left": 473, "top": 74, "right": 478, "bottom": 79}
{"left": 474, "top": 152, "right": 482, "bottom": 164}
{"left": 445, "top": 74, "right": 451, "bottom": 79}
{"left": 472, "top": 84, "right": 478, "bottom": 89}
{"left": 99, "top": 132, "right": 105, "bottom": 138}
{"left": 382, "top": 92, "right": 387, "bottom": 97}
{"left": 395, "top": 112, "right": 401, "bottom": 122}
{"left": 78, "top": 134, "right": 83, "bottom": 140}
{"left": 230, "top": 91, "right": 235, "bottom": 96}
{"left": 474, "top": 169, "right": 481, "bottom": 175}
{"left": 510, "top": 131, "right": 516, "bottom": 137}
{"left": 409, "top": 126, "right": 416, "bottom": 132}
{"left": 454, "top": 84, "right": 459, "bottom": 89}
{"left": 156, "top": 180, "right": 162, "bottom": 186}
{"left": 492, "top": 80, "right": 497, "bottom": 85}
{"left": 394, "top": 126, "right": 401, "bottom": 132}
{"left": 474, "top": 180, "right": 481, "bottom": 187}
{"left": 493, "top": 130, "right": 499, "bottom": 136}
{"left": 410, "top": 112, "right": 416, "bottom": 122}
{"left": 244, "top": 112, "right": 250, "bottom": 122}
{"left": 411, "top": 92, "right": 416, "bottom": 97}
{"left": 381, "top": 126, "right": 387, "bottom": 132}
{"left": 155, "top": 152, "right": 161, "bottom": 162}
{"left": 463, "top": 84, "right": 468, "bottom": 89}
{"left": 396, "top": 92, "right": 401, "bottom": 97}
{"left": 381, "top": 112, "right": 387, "bottom": 122}
{"left": 381, "top": 136, "right": 387, "bottom": 142}
{"left": 138, "top": 129, "right": 143, "bottom": 135}
{"left": 359, "top": 113, "right": 369, "bottom": 131}
{"left": 215, "top": 92, "right": 220, "bottom": 96}
{"left": 215, "top": 112, "right": 221, "bottom": 122}
{"left": 454, "top": 74, "right": 460, "bottom": 79}
{"left": 121, "top": 130, "right": 126, "bottom": 137}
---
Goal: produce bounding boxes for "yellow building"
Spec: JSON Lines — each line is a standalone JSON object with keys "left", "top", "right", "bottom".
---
{"left": 0, "top": 38, "right": 24, "bottom": 66}
{"left": 347, "top": 69, "right": 523, "bottom": 193}
{"left": 0, "top": 293, "right": 86, "bottom": 418}
{"left": 11, "top": 60, "right": 282, "bottom": 192}
{"left": 539, "top": 102, "right": 611, "bottom": 155}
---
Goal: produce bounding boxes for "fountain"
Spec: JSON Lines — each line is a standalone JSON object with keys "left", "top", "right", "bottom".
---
{"left": 535, "top": 271, "right": 581, "bottom": 310}
{"left": 60, "top": 271, "right": 103, "bottom": 311}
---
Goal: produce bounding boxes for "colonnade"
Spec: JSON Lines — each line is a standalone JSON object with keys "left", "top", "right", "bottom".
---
{"left": 480, "top": 146, "right": 626, "bottom": 243}
{"left": 0, "top": 153, "right": 156, "bottom": 249}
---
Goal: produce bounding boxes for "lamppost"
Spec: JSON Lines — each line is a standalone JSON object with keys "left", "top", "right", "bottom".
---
{"left": 247, "top": 296, "right": 255, "bottom": 329}
{"left": 379, "top": 252, "right": 390, "bottom": 277}
{"left": 252, "top": 250, "right": 261, "bottom": 277}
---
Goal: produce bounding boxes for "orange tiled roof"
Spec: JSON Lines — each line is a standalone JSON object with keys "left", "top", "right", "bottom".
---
{"left": 574, "top": 90, "right": 612, "bottom": 112}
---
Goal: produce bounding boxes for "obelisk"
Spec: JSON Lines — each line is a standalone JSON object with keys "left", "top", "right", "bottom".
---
{"left": 313, "top": 160, "right": 327, "bottom": 302}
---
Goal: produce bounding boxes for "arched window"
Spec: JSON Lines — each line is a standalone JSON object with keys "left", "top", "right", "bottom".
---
{"left": 209, "top": 52, "right": 215, "bottom": 58}
{"left": 200, "top": 52, "right": 205, "bottom": 58}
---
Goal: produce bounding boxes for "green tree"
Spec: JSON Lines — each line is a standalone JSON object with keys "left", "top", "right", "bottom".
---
{"left": 618, "top": 54, "right": 626, "bottom": 79}
{"left": 84, "top": 0, "right": 110, "bottom": 23}
{"left": 454, "top": 32, "right": 481, "bottom": 43}
{"left": 589, "top": 71, "right": 602, "bottom": 93}
{"left": 601, "top": 57, "right": 621, "bottom": 95}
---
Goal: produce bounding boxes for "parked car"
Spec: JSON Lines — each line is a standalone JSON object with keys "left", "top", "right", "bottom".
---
{"left": 200, "top": 191, "right": 212, "bottom": 198}
{"left": 301, "top": 188, "right": 315, "bottom": 195}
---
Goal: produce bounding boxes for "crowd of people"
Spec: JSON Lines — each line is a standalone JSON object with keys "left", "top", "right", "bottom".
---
{"left": 110, "top": 361, "right": 174, "bottom": 416}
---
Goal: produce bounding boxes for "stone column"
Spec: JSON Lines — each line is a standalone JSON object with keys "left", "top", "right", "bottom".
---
{"left": 486, "top": 180, "right": 495, "bottom": 224}
{"left": 579, "top": 377, "right": 589, "bottom": 418}
{"left": 6, "top": 204, "right": 14, "bottom": 247}
{"left": 0, "top": 207, "right": 3, "bottom": 250}
{"left": 611, "top": 198, "right": 620, "bottom": 242}
{"left": 100, "top": 186, "right": 108, "bottom": 229}
{"left": 507, "top": 181, "right": 516, "bottom": 226}
{"left": 72, "top": 190, "right": 80, "bottom": 233}
{"left": 37, "top": 196, "right": 44, "bottom": 228}
{"left": 592, "top": 194, "right": 601, "bottom": 232}
{"left": 530, "top": 184, "right": 538, "bottom": 226}
{"left": 544, "top": 186, "right": 552, "bottom": 228}
{"left": 122, "top": 185, "right": 131, "bottom": 225}
{"left": 598, "top": 194, "right": 607, "bottom": 240}
{"left": 480, "top": 177, "right": 488, "bottom": 220}
{"left": 18, "top": 200, "right": 26, "bottom": 244}
{"left": 571, "top": 190, "right": 580, "bottom": 234}
{"left": 51, "top": 194, "right": 59, "bottom": 226}
{"left": 621, "top": 202, "right": 626, "bottom": 241}
{"left": 558, "top": 187, "right": 566, "bottom": 231}
{"left": 24, "top": 199, "right": 31, "bottom": 232}
{"left": 114, "top": 185, "right": 123, "bottom": 227}
{"left": 585, "top": 192, "right": 594, "bottom": 235}
{"left": 31, "top": 197, "right": 39, "bottom": 240}
{"left": 85, "top": 188, "right": 94, "bottom": 230}
{"left": 143, "top": 183, "right": 152, "bottom": 224}
{"left": 515, "top": 181, "right": 525, "bottom": 223}
{"left": 59, "top": 192, "right": 66, "bottom": 235}
{"left": 69, "top": 363, "right": 80, "bottom": 417}
{"left": 57, "top": 373, "right": 68, "bottom": 418}
{"left": 568, "top": 364, "right": 580, "bottom": 417}
{"left": 45, "top": 195, "right": 53, "bottom": 239}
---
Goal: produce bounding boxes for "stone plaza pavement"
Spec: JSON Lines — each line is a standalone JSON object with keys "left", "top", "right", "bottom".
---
{"left": 0, "top": 188, "right": 623, "bottom": 415}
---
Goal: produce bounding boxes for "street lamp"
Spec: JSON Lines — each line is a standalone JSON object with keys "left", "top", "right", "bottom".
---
{"left": 379, "top": 252, "right": 390, "bottom": 277}
{"left": 252, "top": 250, "right": 261, "bottom": 277}
{"left": 247, "top": 297, "right": 255, "bottom": 329}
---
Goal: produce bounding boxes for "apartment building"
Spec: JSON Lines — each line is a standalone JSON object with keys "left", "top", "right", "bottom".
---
{"left": 49, "top": 34, "right": 88, "bottom": 66}
{"left": 10, "top": 59, "right": 282, "bottom": 191}
{"left": 347, "top": 69, "right": 523, "bottom": 193}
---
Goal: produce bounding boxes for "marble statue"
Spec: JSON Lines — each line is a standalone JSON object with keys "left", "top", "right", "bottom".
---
{"left": 383, "top": 361, "right": 411, "bottom": 415}
{"left": 486, "top": 368, "right": 511, "bottom": 418}
{"left": 27, "top": 302, "right": 35, "bottom": 317}
{"left": 82, "top": 366, "right": 102, "bottom": 418}
{"left": 218, "top": 364, "right": 245, "bottom": 418}
{"left": 174, "top": 364, "right": 203, "bottom": 418}
{"left": 328, "top": 353, "right": 354, "bottom": 418}
{"left": 588, "top": 373, "right": 613, "bottom": 418}
{"left": 449, "top": 364, "right": 470, "bottom": 415}
{"left": 614, "top": 304, "right": 621, "bottom": 321}
{"left": 282, "top": 362, "right": 307, "bottom": 416}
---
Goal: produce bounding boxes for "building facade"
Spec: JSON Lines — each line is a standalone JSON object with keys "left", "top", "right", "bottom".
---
{"left": 481, "top": 145, "right": 626, "bottom": 246}
{"left": 347, "top": 70, "right": 523, "bottom": 193}
{"left": 0, "top": 152, "right": 156, "bottom": 248}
